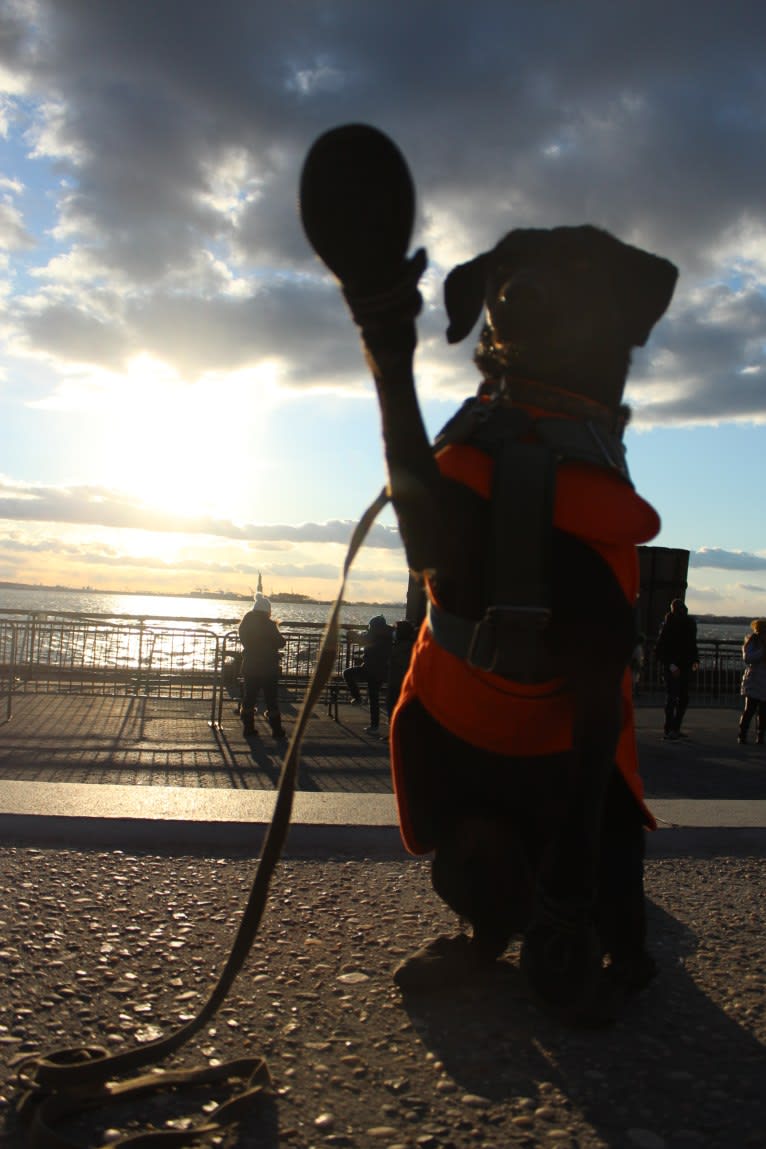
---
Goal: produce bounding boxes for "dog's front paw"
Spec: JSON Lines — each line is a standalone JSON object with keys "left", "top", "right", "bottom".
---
{"left": 520, "top": 902, "right": 602, "bottom": 1022}
{"left": 393, "top": 933, "right": 491, "bottom": 993}
{"left": 574, "top": 950, "right": 659, "bottom": 1028}
{"left": 300, "top": 124, "right": 415, "bottom": 296}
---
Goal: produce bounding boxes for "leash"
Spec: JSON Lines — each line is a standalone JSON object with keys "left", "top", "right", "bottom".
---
{"left": 11, "top": 487, "right": 390, "bottom": 1149}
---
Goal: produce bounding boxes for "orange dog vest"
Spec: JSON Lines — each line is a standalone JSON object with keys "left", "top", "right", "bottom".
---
{"left": 390, "top": 438, "right": 660, "bottom": 854}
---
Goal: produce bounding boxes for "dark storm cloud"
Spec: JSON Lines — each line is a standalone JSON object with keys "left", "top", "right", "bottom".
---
{"left": 17, "top": 277, "right": 370, "bottom": 384}
{"left": 2, "top": 0, "right": 765, "bottom": 416}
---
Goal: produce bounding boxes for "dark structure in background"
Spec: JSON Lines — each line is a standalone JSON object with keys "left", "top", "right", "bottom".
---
{"left": 637, "top": 546, "right": 690, "bottom": 642}
{"left": 407, "top": 546, "right": 691, "bottom": 641}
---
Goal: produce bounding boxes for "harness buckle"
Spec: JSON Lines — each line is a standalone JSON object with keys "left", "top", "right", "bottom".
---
{"left": 467, "top": 605, "right": 552, "bottom": 678}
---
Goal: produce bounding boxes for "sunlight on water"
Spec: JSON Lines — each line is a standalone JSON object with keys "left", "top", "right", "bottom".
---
{"left": 0, "top": 586, "right": 408, "bottom": 630}
{"left": 0, "top": 586, "right": 750, "bottom": 643}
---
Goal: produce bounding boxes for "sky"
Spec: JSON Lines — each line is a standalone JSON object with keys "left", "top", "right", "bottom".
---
{"left": 0, "top": 0, "right": 764, "bottom": 614}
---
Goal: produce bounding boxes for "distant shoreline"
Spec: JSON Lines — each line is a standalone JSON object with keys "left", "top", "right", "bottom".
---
{"left": 0, "top": 580, "right": 405, "bottom": 609}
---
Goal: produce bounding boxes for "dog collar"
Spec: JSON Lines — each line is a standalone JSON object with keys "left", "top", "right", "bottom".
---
{"left": 482, "top": 375, "right": 630, "bottom": 435}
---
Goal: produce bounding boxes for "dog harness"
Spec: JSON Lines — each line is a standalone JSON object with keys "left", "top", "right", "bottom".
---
{"left": 390, "top": 382, "right": 660, "bottom": 854}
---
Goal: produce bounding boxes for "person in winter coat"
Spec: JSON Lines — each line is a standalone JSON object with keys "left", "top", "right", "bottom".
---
{"left": 655, "top": 598, "right": 699, "bottom": 740}
{"left": 344, "top": 615, "right": 393, "bottom": 735}
{"left": 738, "top": 619, "right": 766, "bottom": 745}
{"left": 238, "top": 593, "right": 286, "bottom": 740}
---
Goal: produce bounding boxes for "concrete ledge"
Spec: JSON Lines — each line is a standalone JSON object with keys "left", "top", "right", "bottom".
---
{"left": 651, "top": 798, "right": 766, "bottom": 828}
{"left": 0, "top": 781, "right": 408, "bottom": 856}
{"left": 648, "top": 798, "right": 766, "bottom": 856}
{"left": 2, "top": 780, "right": 766, "bottom": 857}
{"left": 646, "top": 825, "right": 766, "bottom": 857}
{"left": 0, "top": 780, "right": 399, "bottom": 825}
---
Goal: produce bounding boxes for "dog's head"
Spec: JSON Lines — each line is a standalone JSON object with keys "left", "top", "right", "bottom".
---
{"left": 444, "top": 225, "right": 678, "bottom": 409}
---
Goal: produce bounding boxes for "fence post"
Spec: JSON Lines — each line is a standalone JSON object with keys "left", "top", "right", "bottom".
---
{"left": 0, "top": 622, "right": 16, "bottom": 724}
{"left": 210, "top": 633, "right": 223, "bottom": 727}
{"left": 712, "top": 640, "right": 720, "bottom": 701}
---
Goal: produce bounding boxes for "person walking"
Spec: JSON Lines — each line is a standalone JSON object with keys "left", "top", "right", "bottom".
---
{"left": 738, "top": 619, "right": 766, "bottom": 745}
{"left": 655, "top": 598, "right": 699, "bottom": 740}
{"left": 344, "top": 615, "right": 393, "bottom": 735}
{"left": 238, "top": 593, "right": 287, "bottom": 740}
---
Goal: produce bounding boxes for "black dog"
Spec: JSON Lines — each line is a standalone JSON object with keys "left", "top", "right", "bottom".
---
{"left": 301, "top": 127, "right": 677, "bottom": 1022}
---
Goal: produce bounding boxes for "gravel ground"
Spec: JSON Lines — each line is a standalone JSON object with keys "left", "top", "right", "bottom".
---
{"left": 1, "top": 847, "right": 764, "bottom": 1149}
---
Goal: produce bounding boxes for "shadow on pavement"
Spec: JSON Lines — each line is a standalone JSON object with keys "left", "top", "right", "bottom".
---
{"left": 400, "top": 902, "right": 764, "bottom": 1145}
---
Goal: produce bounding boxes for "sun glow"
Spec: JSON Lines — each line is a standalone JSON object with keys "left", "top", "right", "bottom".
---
{"left": 71, "top": 356, "right": 284, "bottom": 521}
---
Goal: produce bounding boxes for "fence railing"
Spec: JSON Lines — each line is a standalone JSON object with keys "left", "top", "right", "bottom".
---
{"left": 0, "top": 612, "right": 367, "bottom": 726}
{"left": 0, "top": 612, "right": 747, "bottom": 728}
{"left": 215, "top": 627, "right": 364, "bottom": 725}
{"left": 635, "top": 638, "right": 744, "bottom": 705}
{"left": 0, "top": 620, "right": 17, "bottom": 725}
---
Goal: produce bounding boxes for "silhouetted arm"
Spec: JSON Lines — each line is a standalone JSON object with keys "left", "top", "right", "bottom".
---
{"left": 359, "top": 319, "right": 448, "bottom": 575}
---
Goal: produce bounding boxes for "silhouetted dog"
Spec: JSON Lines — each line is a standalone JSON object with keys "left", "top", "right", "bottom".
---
{"left": 301, "top": 127, "right": 677, "bottom": 1022}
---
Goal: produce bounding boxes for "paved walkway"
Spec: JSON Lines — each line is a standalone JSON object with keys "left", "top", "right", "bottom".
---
{"left": 0, "top": 690, "right": 764, "bottom": 854}
{"left": 1, "top": 694, "right": 764, "bottom": 1149}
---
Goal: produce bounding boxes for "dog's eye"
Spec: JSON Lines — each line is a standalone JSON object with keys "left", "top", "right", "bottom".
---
{"left": 496, "top": 277, "right": 547, "bottom": 311}
{"left": 497, "top": 278, "right": 515, "bottom": 304}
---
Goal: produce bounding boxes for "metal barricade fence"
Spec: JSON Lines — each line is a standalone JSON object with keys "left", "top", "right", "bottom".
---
{"left": 636, "top": 638, "right": 744, "bottom": 705}
{"left": 0, "top": 619, "right": 17, "bottom": 724}
{"left": 3, "top": 615, "right": 225, "bottom": 722}
{"left": 0, "top": 612, "right": 369, "bottom": 728}
{"left": 216, "top": 626, "right": 364, "bottom": 725}
{"left": 0, "top": 610, "right": 747, "bottom": 725}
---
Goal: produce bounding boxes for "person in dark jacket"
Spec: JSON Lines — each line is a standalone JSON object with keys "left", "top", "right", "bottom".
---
{"left": 655, "top": 598, "right": 699, "bottom": 740}
{"left": 344, "top": 615, "right": 393, "bottom": 735}
{"left": 738, "top": 618, "right": 766, "bottom": 745}
{"left": 238, "top": 593, "right": 286, "bottom": 739}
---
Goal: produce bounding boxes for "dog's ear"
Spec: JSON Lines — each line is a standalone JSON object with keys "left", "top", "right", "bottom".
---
{"left": 444, "top": 252, "right": 489, "bottom": 343}
{"left": 613, "top": 242, "right": 678, "bottom": 347}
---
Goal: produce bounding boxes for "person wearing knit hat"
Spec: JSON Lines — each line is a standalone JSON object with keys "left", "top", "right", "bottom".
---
{"left": 238, "top": 592, "right": 286, "bottom": 740}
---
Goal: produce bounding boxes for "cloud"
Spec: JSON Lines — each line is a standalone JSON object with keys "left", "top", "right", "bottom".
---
{"left": 0, "top": 477, "right": 402, "bottom": 548}
{"left": 0, "top": 0, "right": 764, "bottom": 418}
{"left": 0, "top": 528, "right": 410, "bottom": 596}
{"left": 690, "top": 548, "right": 766, "bottom": 571}
{"left": 627, "top": 281, "right": 766, "bottom": 426}
{"left": 0, "top": 196, "right": 34, "bottom": 251}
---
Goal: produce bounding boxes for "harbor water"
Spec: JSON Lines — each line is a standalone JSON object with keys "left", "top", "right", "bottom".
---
{"left": 0, "top": 586, "right": 408, "bottom": 632}
{"left": 0, "top": 585, "right": 751, "bottom": 643}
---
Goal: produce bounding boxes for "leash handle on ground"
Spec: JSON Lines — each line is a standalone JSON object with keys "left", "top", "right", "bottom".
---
{"left": 11, "top": 488, "right": 390, "bottom": 1148}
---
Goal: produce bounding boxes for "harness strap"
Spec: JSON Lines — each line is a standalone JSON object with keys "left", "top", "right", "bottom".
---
{"left": 489, "top": 438, "right": 555, "bottom": 611}
{"left": 435, "top": 393, "right": 631, "bottom": 481}
{"left": 427, "top": 392, "right": 633, "bottom": 681}
{"left": 534, "top": 417, "right": 629, "bottom": 478}
{"left": 470, "top": 438, "right": 555, "bottom": 680}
